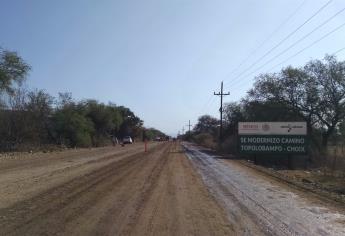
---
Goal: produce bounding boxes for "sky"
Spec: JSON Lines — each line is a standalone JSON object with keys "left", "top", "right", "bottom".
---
{"left": 1, "top": 0, "right": 345, "bottom": 136}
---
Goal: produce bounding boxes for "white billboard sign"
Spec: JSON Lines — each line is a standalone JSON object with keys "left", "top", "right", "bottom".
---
{"left": 238, "top": 122, "right": 307, "bottom": 135}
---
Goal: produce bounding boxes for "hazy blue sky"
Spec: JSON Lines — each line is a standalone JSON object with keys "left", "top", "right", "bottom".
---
{"left": 1, "top": 0, "right": 345, "bottom": 135}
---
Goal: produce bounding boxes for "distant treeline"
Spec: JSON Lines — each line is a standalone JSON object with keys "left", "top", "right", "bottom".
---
{"left": 183, "top": 55, "right": 345, "bottom": 161}
{"left": 0, "top": 48, "right": 166, "bottom": 151}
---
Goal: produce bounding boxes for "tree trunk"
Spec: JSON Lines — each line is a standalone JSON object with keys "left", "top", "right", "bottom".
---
{"left": 322, "top": 132, "right": 330, "bottom": 147}
{"left": 322, "top": 125, "right": 337, "bottom": 148}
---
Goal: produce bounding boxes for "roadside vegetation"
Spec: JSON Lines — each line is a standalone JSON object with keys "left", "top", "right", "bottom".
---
{"left": 0, "top": 47, "right": 165, "bottom": 151}
{"left": 183, "top": 55, "right": 345, "bottom": 194}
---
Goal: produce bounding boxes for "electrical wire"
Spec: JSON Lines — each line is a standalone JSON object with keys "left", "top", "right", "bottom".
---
{"left": 198, "top": 0, "right": 335, "bottom": 120}
{"left": 224, "top": 0, "right": 333, "bottom": 87}
{"left": 204, "top": 96, "right": 218, "bottom": 115}
{"left": 333, "top": 46, "right": 345, "bottom": 55}
{"left": 199, "top": 94, "right": 214, "bottom": 115}
{"left": 231, "top": 21, "right": 345, "bottom": 93}
{"left": 228, "top": 5, "right": 345, "bottom": 88}
{"left": 267, "top": 21, "right": 345, "bottom": 72}
{"left": 223, "top": 0, "right": 308, "bottom": 79}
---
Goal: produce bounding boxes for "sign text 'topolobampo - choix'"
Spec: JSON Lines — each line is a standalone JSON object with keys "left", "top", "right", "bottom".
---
{"left": 238, "top": 122, "right": 307, "bottom": 154}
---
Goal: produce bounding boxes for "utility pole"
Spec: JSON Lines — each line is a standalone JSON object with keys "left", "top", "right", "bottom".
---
{"left": 182, "top": 127, "right": 185, "bottom": 135}
{"left": 214, "top": 81, "right": 230, "bottom": 142}
{"left": 186, "top": 120, "right": 192, "bottom": 133}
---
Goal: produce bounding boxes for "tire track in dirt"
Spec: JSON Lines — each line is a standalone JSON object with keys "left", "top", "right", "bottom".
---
{"left": 0, "top": 142, "right": 236, "bottom": 236}
{"left": 90, "top": 143, "right": 172, "bottom": 236}
{"left": 0, "top": 143, "right": 166, "bottom": 235}
{"left": 0, "top": 144, "right": 153, "bottom": 209}
{"left": 0, "top": 145, "right": 142, "bottom": 172}
{"left": 128, "top": 144, "right": 235, "bottom": 236}
{"left": 113, "top": 144, "right": 171, "bottom": 235}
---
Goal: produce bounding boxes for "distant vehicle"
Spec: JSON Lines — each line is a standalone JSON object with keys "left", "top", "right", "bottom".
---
{"left": 154, "top": 137, "right": 161, "bottom": 141}
{"left": 123, "top": 136, "right": 133, "bottom": 144}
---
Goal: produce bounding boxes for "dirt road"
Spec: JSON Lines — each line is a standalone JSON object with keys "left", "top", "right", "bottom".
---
{"left": 1, "top": 142, "right": 345, "bottom": 236}
{"left": 184, "top": 143, "right": 345, "bottom": 236}
{"left": 0, "top": 142, "right": 233, "bottom": 236}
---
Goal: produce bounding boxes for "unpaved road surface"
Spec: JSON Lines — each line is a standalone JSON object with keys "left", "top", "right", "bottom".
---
{"left": 0, "top": 142, "right": 233, "bottom": 235}
{"left": 1, "top": 142, "right": 345, "bottom": 236}
{"left": 184, "top": 143, "right": 345, "bottom": 236}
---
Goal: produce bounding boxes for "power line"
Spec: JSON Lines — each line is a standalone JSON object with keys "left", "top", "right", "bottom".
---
{"left": 199, "top": 94, "right": 214, "bottom": 115}
{"left": 227, "top": 5, "right": 345, "bottom": 88}
{"left": 267, "top": 21, "right": 345, "bottom": 72}
{"left": 214, "top": 81, "right": 230, "bottom": 142}
{"left": 223, "top": 0, "right": 307, "bottom": 79}
{"left": 197, "top": 94, "right": 218, "bottom": 118}
{"left": 224, "top": 0, "right": 333, "bottom": 86}
{"left": 231, "top": 22, "right": 345, "bottom": 94}
{"left": 333, "top": 46, "right": 345, "bottom": 55}
{"left": 186, "top": 120, "right": 192, "bottom": 133}
{"left": 201, "top": 1, "right": 307, "bottom": 115}
{"left": 204, "top": 96, "right": 217, "bottom": 115}
{"left": 230, "top": 47, "right": 345, "bottom": 99}
{"left": 196, "top": 0, "right": 327, "bottom": 121}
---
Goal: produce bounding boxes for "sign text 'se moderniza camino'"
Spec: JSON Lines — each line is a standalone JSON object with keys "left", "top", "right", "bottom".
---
{"left": 238, "top": 122, "right": 307, "bottom": 154}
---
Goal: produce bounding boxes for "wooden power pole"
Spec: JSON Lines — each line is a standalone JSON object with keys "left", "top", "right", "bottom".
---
{"left": 214, "top": 81, "right": 230, "bottom": 142}
{"left": 186, "top": 120, "right": 192, "bottom": 133}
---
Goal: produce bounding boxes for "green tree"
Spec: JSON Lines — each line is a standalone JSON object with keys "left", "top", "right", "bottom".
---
{"left": 242, "top": 100, "right": 303, "bottom": 122}
{"left": 0, "top": 49, "right": 30, "bottom": 95}
{"left": 25, "top": 89, "right": 54, "bottom": 144}
{"left": 82, "top": 100, "right": 114, "bottom": 144}
{"left": 53, "top": 109, "right": 94, "bottom": 147}
{"left": 193, "top": 115, "right": 219, "bottom": 136}
{"left": 223, "top": 102, "right": 245, "bottom": 136}
{"left": 144, "top": 128, "right": 166, "bottom": 140}
{"left": 0, "top": 88, "right": 29, "bottom": 149}
{"left": 117, "top": 106, "right": 143, "bottom": 139}
{"left": 339, "top": 120, "right": 345, "bottom": 143}
{"left": 248, "top": 55, "right": 345, "bottom": 147}
{"left": 107, "top": 103, "right": 123, "bottom": 136}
